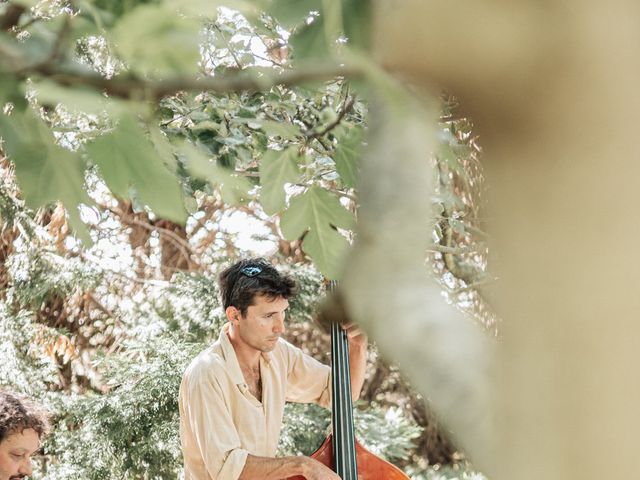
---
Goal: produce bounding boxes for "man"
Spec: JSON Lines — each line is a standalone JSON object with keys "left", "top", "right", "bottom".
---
{"left": 0, "top": 390, "right": 50, "bottom": 480}
{"left": 179, "top": 258, "right": 368, "bottom": 480}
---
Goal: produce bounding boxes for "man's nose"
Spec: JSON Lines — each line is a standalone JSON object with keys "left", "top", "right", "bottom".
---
{"left": 273, "top": 314, "right": 285, "bottom": 333}
{"left": 19, "top": 458, "right": 32, "bottom": 475}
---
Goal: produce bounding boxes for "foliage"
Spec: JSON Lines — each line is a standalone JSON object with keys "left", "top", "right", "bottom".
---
{"left": 354, "top": 404, "right": 423, "bottom": 463}
{"left": 0, "top": 305, "right": 57, "bottom": 394}
{"left": 41, "top": 335, "right": 201, "bottom": 479}
{"left": 0, "top": 0, "right": 370, "bottom": 278}
{"left": 0, "top": 212, "right": 431, "bottom": 478}
{"left": 0, "top": 0, "right": 493, "bottom": 478}
{"left": 277, "top": 402, "right": 422, "bottom": 464}
{"left": 6, "top": 246, "right": 100, "bottom": 310}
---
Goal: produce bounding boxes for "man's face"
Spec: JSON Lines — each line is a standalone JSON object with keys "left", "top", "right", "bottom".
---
{"left": 234, "top": 294, "right": 289, "bottom": 353}
{"left": 0, "top": 428, "right": 39, "bottom": 480}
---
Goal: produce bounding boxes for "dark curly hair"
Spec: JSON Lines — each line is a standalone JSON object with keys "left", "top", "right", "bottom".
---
{"left": 0, "top": 390, "right": 50, "bottom": 443}
{"left": 219, "top": 258, "right": 297, "bottom": 316}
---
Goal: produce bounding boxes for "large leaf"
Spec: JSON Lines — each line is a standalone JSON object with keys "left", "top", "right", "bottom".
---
{"left": 260, "top": 120, "right": 301, "bottom": 140}
{"left": 85, "top": 114, "right": 186, "bottom": 223}
{"left": 167, "top": 0, "right": 259, "bottom": 18}
{"left": 111, "top": 4, "right": 201, "bottom": 76}
{"left": 334, "top": 126, "right": 364, "bottom": 188}
{"left": 266, "top": 0, "right": 323, "bottom": 27}
{"left": 280, "top": 186, "right": 354, "bottom": 279}
{"left": 259, "top": 147, "right": 301, "bottom": 215}
{"left": 342, "top": 0, "right": 371, "bottom": 50}
{"left": 273, "top": 0, "right": 371, "bottom": 59}
{"left": 289, "top": 15, "right": 330, "bottom": 61}
{"left": 0, "top": 76, "right": 27, "bottom": 111}
{"left": 0, "top": 110, "right": 92, "bottom": 243}
{"left": 30, "top": 80, "right": 126, "bottom": 116}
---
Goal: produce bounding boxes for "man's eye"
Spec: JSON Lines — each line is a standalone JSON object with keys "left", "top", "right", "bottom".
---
{"left": 11, "top": 453, "right": 25, "bottom": 460}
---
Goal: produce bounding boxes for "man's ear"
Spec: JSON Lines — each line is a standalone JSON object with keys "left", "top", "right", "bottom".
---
{"left": 226, "top": 306, "right": 241, "bottom": 324}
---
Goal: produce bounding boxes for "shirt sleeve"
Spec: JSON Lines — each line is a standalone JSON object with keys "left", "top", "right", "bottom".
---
{"left": 283, "top": 341, "right": 332, "bottom": 408}
{"left": 179, "top": 365, "right": 249, "bottom": 480}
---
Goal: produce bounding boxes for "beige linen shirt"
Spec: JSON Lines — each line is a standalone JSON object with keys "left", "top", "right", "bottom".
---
{"left": 179, "top": 323, "right": 331, "bottom": 480}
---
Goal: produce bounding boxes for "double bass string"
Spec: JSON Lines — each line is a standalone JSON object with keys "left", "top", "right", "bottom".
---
{"left": 341, "top": 324, "right": 357, "bottom": 478}
{"left": 331, "top": 321, "right": 343, "bottom": 475}
{"left": 331, "top": 320, "right": 358, "bottom": 479}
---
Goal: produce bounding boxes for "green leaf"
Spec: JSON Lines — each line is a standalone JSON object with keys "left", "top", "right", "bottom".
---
{"left": 67, "top": 11, "right": 102, "bottom": 40}
{"left": 30, "top": 80, "right": 125, "bottom": 116}
{"left": 166, "top": 0, "right": 259, "bottom": 19}
{"left": 11, "top": 0, "right": 39, "bottom": 7}
{"left": 260, "top": 120, "right": 300, "bottom": 140}
{"left": 0, "top": 110, "right": 92, "bottom": 243}
{"left": 0, "top": 76, "right": 27, "bottom": 111}
{"left": 342, "top": 0, "right": 371, "bottom": 50}
{"left": 280, "top": 186, "right": 354, "bottom": 279}
{"left": 289, "top": 16, "right": 330, "bottom": 61}
{"left": 266, "top": 0, "right": 323, "bottom": 27}
{"left": 178, "top": 142, "right": 250, "bottom": 205}
{"left": 148, "top": 126, "right": 179, "bottom": 173}
{"left": 111, "top": 4, "right": 201, "bottom": 77}
{"left": 259, "top": 148, "right": 300, "bottom": 215}
{"left": 85, "top": 114, "right": 186, "bottom": 223}
{"left": 190, "top": 121, "right": 220, "bottom": 134}
{"left": 273, "top": 0, "right": 370, "bottom": 57}
{"left": 334, "top": 126, "right": 363, "bottom": 188}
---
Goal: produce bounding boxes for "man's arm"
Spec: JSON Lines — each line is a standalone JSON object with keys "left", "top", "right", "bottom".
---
{"left": 239, "top": 454, "right": 341, "bottom": 480}
{"left": 344, "top": 323, "right": 368, "bottom": 402}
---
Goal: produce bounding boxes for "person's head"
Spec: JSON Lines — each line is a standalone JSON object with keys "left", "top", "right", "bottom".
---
{"left": 0, "top": 391, "right": 49, "bottom": 480}
{"left": 219, "top": 258, "right": 297, "bottom": 352}
{"left": 219, "top": 258, "right": 297, "bottom": 317}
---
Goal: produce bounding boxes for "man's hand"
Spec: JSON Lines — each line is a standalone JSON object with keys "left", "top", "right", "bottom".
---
{"left": 240, "top": 453, "right": 342, "bottom": 479}
{"left": 301, "top": 457, "right": 342, "bottom": 480}
{"left": 342, "top": 322, "right": 367, "bottom": 350}
{"left": 341, "top": 322, "right": 368, "bottom": 401}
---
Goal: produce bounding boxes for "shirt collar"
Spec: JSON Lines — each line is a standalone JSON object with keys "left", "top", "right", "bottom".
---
{"left": 218, "top": 323, "right": 272, "bottom": 386}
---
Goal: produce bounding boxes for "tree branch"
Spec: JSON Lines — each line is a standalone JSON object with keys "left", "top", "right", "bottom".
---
{"left": 0, "top": 4, "right": 26, "bottom": 31}
{"left": 100, "top": 204, "right": 194, "bottom": 267}
{"left": 16, "top": 62, "right": 362, "bottom": 102}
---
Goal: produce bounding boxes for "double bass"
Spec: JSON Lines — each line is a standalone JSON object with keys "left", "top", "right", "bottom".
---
{"left": 288, "top": 284, "right": 410, "bottom": 480}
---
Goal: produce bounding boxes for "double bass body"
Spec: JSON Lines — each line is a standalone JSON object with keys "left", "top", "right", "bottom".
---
{"left": 286, "top": 433, "right": 410, "bottom": 480}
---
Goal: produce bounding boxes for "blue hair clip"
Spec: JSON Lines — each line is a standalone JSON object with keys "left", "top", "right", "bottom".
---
{"left": 240, "top": 265, "right": 263, "bottom": 277}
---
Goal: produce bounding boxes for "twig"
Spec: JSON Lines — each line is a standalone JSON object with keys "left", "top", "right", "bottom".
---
{"left": 427, "top": 244, "right": 482, "bottom": 255}
{"left": 452, "top": 277, "right": 496, "bottom": 294}
{"left": 291, "top": 183, "right": 357, "bottom": 203}
{"left": 305, "top": 95, "right": 356, "bottom": 139}
{"left": 214, "top": 24, "right": 244, "bottom": 69}
{"left": 159, "top": 105, "right": 202, "bottom": 127}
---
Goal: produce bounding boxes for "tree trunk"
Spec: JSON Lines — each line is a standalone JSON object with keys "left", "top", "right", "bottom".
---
{"left": 365, "top": 1, "right": 640, "bottom": 478}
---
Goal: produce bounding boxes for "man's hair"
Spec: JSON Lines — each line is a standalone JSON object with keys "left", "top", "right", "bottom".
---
{"left": 219, "top": 258, "right": 297, "bottom": 316}
{"left": 0, "top": 390, "right": 50, "bottom": 443}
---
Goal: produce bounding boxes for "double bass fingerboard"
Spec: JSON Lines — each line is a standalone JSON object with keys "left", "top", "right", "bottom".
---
{"left": 329, "top": 281, "right": 359, "bottom": 479}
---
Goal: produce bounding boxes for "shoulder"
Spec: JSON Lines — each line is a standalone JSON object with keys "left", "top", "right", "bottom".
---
{"left": 271, "top": 337, "right": 329, "bottom": 373}
{"left": 182, "top": 343, "right": 227, "bottom": 386}
{"left": 272, "top": 336, "right": 303, "bottom": 361}
{"left": 264, "top": 337, "right": 301, "bottom": 370}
